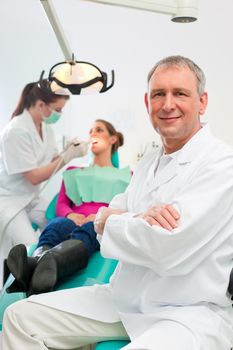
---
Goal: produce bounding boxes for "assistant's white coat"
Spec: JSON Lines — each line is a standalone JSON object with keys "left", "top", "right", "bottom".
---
{"left": 0, "top": 111, "right": 58, "bottom": 284}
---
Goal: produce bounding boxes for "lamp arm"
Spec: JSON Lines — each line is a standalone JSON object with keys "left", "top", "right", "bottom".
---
{"left": 39, "top": 0, "right": 197, "bottom": 61}
{"left": 82, "top": 0, "right": 178, "bottom": 15}
{"left": 81, "top": 0, "right": 198, "bottom": 22}
{"left": 40, "top": 0, "right": 74, "bottom": 61}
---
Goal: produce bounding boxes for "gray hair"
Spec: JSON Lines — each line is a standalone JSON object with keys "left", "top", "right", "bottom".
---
{"left": 147, "top": 55, "right": 206, "bottom": 96}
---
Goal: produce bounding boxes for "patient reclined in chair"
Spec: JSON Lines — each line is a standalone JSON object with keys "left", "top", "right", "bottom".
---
{"left": 5, "top": 119, "right": 131, "bottom": 295}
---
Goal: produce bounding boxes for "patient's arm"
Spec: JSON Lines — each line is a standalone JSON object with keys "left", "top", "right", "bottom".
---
{"left": 84, "top": 214, "right": 97, "bottom": 223}
{"left": 56, "top": 166, "right": 77, "bottom": 217}
{"left": 66, "top": 213, "right": 86, "bottom": 226}
{"left": 56, "top": 180, "right": 74, "bottom": 217}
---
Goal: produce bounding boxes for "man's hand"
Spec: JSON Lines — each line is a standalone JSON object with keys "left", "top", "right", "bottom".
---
{"left": 142, "top": 204, "right": 180, "bottom": 231}
{"left": 67, "top": 213, "right": 86, "bottom": 226}
{"left": 94, "top": 207, "right": 125, "bottom": 235}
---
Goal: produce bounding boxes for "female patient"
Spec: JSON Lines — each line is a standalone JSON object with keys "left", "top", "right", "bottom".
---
{"left": 6, "top": 119, "right": 131, "bottom": 295}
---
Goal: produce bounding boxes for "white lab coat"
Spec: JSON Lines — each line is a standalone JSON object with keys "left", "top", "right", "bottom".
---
{"left": 0, "top": 111, "right": 58, "bottom": 284}
{"left": 29, "top": 125, "right": 233, "bottom": 347}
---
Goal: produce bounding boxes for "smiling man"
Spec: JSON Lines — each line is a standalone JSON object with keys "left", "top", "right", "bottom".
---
{"left": 145, "top": 57, "right": 207, "bottom": 154}
{"left": 2, "top": 56, "right": 233, "bottom": 350}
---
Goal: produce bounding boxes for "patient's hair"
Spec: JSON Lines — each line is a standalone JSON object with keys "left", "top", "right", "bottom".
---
{"left": 95, "top": 119, "right": 124, "bottom": 154}
{"left": 147, "top": 55, "right": 206, "bottom": 96}
{"left": 12, "top": 80, "right": 70, "bottom": 118}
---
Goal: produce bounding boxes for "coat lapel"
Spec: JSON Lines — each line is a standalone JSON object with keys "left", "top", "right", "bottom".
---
{"left": 155, "top": 156, "right": 178, "bottom": 188}
{"left": 134, "top": 124, "right": 213, "bottom": 203}
{"left": 24, "top": 111, "right": 43, "bottom": 146}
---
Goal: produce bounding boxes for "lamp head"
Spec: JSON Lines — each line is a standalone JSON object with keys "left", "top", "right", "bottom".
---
{"left": 38, "top": 60, "right": 115, "bottom": 95}
{"left": 171, "top": 0, "right": 198, "bottom": 23}
{"left": 171, "top": 16, "right": 197, "bottom": 23}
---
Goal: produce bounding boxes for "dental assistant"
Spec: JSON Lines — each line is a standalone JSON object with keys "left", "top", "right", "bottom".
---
{"left": 0, "top": 81, "right": 85, "bottom": 287}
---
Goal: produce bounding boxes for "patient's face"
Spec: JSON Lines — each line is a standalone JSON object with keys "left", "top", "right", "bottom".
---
{"left": 89, "top": 121, "right": 114, "bottom": 155}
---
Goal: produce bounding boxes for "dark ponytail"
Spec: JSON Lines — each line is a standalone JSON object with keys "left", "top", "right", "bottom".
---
{"left": 95, "top": 119, "right": 124, "bottom": 154}
{"left": 12, "top": 80, "right": 69, "bottom": 118}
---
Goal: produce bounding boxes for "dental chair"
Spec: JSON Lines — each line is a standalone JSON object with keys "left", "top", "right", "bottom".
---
{"left": 0, "top": 195, "right": 130, "bottom": 348}
{"left": 0, "top": 250, "right": 129, "bottom": 349}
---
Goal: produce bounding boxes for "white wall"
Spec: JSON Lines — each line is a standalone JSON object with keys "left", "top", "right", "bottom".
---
{"left": 1, "top": 0, "right": 233, "bottom": 200}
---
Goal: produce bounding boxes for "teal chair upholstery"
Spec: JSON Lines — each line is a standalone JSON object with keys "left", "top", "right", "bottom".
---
{"left": 45, "top": 193, "right": 58, "bottom": 221}
{"left": 31, "top": 222, "right": 39, "bottom": 231}
{"left": 95, "top": 341, "right": 129, "bottom": 349}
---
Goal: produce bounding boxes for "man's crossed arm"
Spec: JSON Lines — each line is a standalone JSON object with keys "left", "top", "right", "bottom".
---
{"left": 94, "top": 204, "right": 180, "bottom": 235}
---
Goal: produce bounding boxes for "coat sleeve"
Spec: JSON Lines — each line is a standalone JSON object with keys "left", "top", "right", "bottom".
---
{"left": 2, "top": 127, "right": 37, "bottom": 174}
{"left": 108, "top": 192, "right": 129, "bottom": 211}
{"left": 101, "top": 155, "right": 233, "bottom": 276}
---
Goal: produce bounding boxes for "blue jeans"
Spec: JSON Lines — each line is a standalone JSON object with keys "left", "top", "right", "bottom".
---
{"left": 37, "top": 217, "right": 100, "bottom": 257}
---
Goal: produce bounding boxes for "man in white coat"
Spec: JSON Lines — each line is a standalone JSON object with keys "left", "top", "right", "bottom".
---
{"left": 2, "top": 55, "right": 233, "bottom": 350}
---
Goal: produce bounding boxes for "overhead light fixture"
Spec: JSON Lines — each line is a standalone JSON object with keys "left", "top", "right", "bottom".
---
{"left": 82, "top": 0, "right": 198, "bottom": 23}
{"left": 38, "top": 58, "right": 114, "bottom": 95}
{"left": 39, "top": 0, "right": 114, "bottom": 95}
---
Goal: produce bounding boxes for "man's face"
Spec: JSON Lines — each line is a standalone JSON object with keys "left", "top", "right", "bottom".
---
{"left": 145, "top": 65, "right": 208, "bottom": 153}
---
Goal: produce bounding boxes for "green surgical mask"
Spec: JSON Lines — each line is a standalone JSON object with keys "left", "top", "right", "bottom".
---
{"left": 43, "top": 110, "right": 62, "bottom": 124}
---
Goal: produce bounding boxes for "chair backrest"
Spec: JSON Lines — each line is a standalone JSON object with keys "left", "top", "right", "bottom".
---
{"left": 45, "top": 193, "right": 58, "bottom": 221}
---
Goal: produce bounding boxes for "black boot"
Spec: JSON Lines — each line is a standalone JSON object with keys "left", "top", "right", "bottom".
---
{"left": 28, "top": 239, "right": 88, "bottom": 296}
{"left": 228, "top": 268, "right": 233, "bottom": 298}
{"left": 3, "top": 258, "right": 10, "bottom": 285}
{"left": 6, "top": 244, "right": 50, "bottom": 293}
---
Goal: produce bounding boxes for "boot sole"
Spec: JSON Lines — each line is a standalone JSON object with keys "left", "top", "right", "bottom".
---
{"left": 7, "top": 245, "right": 27, "bottom": 282}
{"left": 6, "top": 244, "right": 29, "bottom": 292}
{"left": 29, "top": 254, "right": 58, "bottom": 295}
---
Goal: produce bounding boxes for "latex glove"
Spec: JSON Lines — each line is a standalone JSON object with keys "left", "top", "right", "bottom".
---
{"left": 64, "top": 138, "right": 84, "bottom": 150}
{"left": 61, "top": 140, "right": 89, "bottom": 164}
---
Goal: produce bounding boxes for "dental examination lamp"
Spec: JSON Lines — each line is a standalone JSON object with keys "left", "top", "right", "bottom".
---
{"left": 38, "top": 58, "right": 114, "bottom": 95}
{"left": 82, "top": 0, "right": 198, "bottom": 23}
{"left": 39, "top": 0, "right": 114, "bottom": 95}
